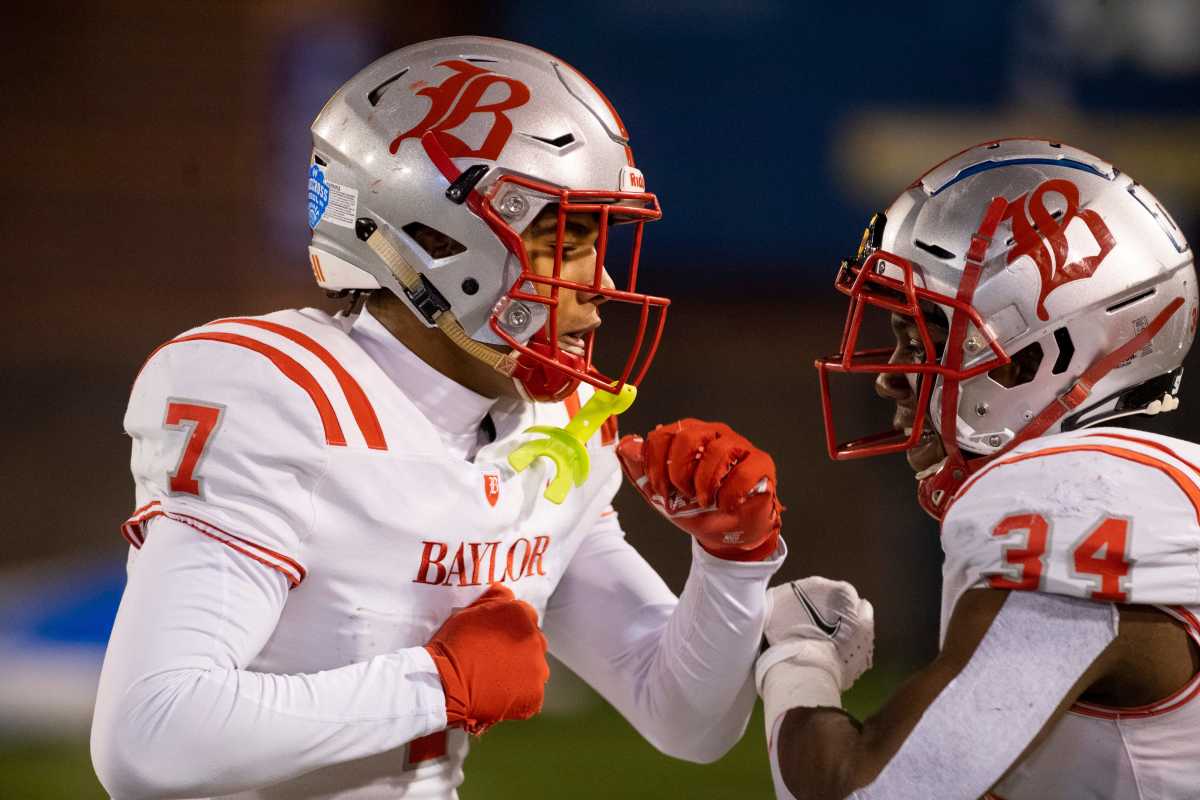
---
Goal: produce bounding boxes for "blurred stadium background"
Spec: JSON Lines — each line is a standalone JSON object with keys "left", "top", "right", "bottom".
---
{"left": 3, "top": 0, "right": 1200, "bottom": 796}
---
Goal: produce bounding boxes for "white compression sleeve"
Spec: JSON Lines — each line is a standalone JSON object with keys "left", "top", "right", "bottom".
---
{"left": 91, "top": 517, "right": 447, "bottom": 800}
{"left": 850, "top": 591, "right": 1117, "bottom": 800}
{"left": 543, "top": 509, "right": 785, "bottom": 763}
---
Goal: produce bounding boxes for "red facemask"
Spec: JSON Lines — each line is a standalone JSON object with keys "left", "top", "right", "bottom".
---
{"left": 817, "top": 196, "right": 1186, "bottom": 520}
{"left": 814, "top": 200, "right": 1012, "bottom": 518}
{"left": 422, "top": 133, "right": 670, "bottom": 403}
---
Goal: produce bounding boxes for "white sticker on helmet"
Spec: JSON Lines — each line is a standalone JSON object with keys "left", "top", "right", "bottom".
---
{"left": 322, "top": 179, "right": 359, "bottom": 229}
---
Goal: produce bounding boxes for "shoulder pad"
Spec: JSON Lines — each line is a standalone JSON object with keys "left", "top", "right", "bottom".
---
{"left": 942, "top": 430, "right": 1200, "bottom": 609}
{"left": 121, "top": 311, "right": 391, "bottom": 583}
{"left": 131, "top": 311, "right": 388, "bottom": 451}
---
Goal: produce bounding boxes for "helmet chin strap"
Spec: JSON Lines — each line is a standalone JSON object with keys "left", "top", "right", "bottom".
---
{"left": 356, "top": 214, "right": 590, "bottom": 404}
{"left": 355, "top": 217, "right": 520, "bottom": 378}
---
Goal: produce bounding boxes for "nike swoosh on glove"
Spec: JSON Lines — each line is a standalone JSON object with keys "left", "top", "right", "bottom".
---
{"left": 617, "top": 418, "right": 783, "bottom": 561}
{"left": 756, "top": 577, "right": 874, "bottom": 694}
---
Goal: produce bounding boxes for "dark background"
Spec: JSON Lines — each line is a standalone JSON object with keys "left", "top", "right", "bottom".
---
{"left": 2, "top": 1, "right": 1199, "bottom": 797}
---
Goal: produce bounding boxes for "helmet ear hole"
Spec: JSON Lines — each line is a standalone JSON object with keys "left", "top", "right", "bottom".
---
{"left": 402, "top": 222, "right": 467, "bottom": 259}
{"left": 1051, "top": 327, "right": 1075, "bottom": 375}
{"left": 989, "top": 341, "right": 1044, "bottom": 388}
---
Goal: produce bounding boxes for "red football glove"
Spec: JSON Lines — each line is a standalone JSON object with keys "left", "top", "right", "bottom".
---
{"left": 617, "top": 419, "right": 783, "bottom": 561}
{"left": 424, "top": 584, "right": 549, "bottom": 736}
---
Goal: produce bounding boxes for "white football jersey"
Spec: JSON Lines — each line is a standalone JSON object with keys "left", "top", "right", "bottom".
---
{"left": 942, "top": 427, "right": 1200, "bottom": 799}
{"left": 121, "top": 308, "right": 623, "bottom": 798}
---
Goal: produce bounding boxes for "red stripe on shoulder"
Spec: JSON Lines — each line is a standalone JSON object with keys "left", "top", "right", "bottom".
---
{"left": 215, "top": 318, "right": 388, "bottom": 451}
{"left": 950, "top": 444, "right": 1200, "bottom": 525}
{"left": 163, "top": 332, "right": 347, "bottom": 446}
{"left": 1080, "top": 432, "right": 1200, "bottom": 479}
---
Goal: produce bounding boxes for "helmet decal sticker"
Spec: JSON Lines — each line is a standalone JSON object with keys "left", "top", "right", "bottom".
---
{"left": 389, "top": 60, "right": 532, "bottom": 160}
{"left": 308, "top": 161, "right": 359, "bottom": 230}
{"left": 308, "top": 164, "right": 330, "bottom": 228}
{"left": 1002, "top": 178, "right": 1117, "bottom": 320}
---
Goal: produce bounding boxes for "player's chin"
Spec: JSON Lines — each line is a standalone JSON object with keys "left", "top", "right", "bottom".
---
{"left": 905, "top": 430, "right": 946, "bottom": 474}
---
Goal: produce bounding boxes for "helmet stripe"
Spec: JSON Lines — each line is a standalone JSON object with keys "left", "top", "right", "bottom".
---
{"left": 932, "top": 157, "right": 1111, "bottom": 196}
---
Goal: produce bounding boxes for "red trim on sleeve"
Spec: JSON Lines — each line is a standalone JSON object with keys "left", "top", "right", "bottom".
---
{"left": 165, "top": 332, "right": 347, "bottom": 447}
{"left": 1070, "top": 607, "right": 1200, "bottom": 720}
{"left": 1072, "top": 675, "right": 1200, "bottom": 720}
{"left": 214, "top": 318, "right": 388, "bottom": 451}
{"left": 121, "top": 502, "right": 306, "bottom": 588}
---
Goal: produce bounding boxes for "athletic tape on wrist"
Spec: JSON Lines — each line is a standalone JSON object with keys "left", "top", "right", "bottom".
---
{"left": 757, "top": 642, "right": 843, "bottom": 741}
{"left": 756, "top": 639, "right": 846, "bottom": 692}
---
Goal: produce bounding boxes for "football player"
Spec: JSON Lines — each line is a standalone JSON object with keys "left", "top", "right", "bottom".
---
{"left": 90, "top": 37, "right": 785, "bottom": 799}
{"left": 755, "top": 139, "right": 1200, "bottom": 799}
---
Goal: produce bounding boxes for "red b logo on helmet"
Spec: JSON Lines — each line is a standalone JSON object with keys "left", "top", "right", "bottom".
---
{"left": 390, "top": 60, "right": 531, "bottom": 160}
{"left": 1003, "top": 178, "right": 1116, "bottom": 321}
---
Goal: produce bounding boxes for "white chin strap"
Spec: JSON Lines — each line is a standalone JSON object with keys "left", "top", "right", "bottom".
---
{"left": 358, "top": 221, "right": 518, "bottom": 378}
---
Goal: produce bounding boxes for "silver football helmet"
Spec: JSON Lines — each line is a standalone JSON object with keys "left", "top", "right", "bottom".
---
{"left": 817, "top": 139, "right": 1196, "bottom": 518}
{"left": 307, "top": 36, "right": 667, "bottom": 402}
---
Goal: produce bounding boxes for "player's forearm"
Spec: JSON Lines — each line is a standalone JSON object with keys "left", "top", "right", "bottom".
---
{"left": 770, "top": 708, "right": 867, "bottom": 800}
{"left": 634, "top": 539, "right": 785, "bottom": 761}
{"left": 545, "top": 520, "right": 784, "bottom": 763}
{"left": 92, "top": 648, "right": 446, "bottom": 799}
{"left": 91, "top": 519, "right": 447, "bottom": 798}
{"left": 762, "top": 590, "right": 1120, "bottom": 800}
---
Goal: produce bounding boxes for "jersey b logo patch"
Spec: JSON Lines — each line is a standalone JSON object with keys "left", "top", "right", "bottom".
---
{"left": 390, "top": 60, "right": 531, "bottom": 160}
{"left": 483, "top": 473, "right": 501, "bottom": 507}
{"left": 1003, "top": 178, "right": 1116, "bottom": 321}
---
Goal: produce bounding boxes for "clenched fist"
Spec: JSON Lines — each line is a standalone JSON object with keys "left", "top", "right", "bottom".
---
{"left": 756, "top": 577, "right": 875, "bottom": 694}
{"left": 617, "top": 419, "right": 783, "bottom": 561}
{"left": 424, "top": 584, "right": 549, "bottom": 735}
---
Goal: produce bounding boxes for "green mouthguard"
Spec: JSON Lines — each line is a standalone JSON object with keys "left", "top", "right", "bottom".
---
{"left": 508, "top": 384, "right": 637, "bottom": 504}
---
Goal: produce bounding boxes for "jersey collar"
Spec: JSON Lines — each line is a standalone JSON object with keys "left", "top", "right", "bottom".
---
{"left": 351, "top": 307, "right": 498, "bottom": 460}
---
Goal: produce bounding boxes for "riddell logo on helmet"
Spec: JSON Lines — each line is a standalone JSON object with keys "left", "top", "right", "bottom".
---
{"left": 1003, "top": 178, "right": 1117, "bottom": 320}
{"left": 619, "top": 166, "right": 646, "bottom": 192}
{"left": 389, "top": 60, "right": 531, "bottom": 159}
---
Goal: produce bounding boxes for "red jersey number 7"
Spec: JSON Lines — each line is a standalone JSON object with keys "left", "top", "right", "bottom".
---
{"left": 164, "top": 400, "right": 224, "bottom": 497}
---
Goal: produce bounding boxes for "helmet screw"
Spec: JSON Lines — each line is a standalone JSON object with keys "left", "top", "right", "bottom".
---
{"left": 1022, "top": 409, "right": 1033, "bottom": 421}
{"left": 499, "top": 193, "right": 528, "bottom": 220}
{"left": 975, "top": 402, "right": 989, "bottom": 416}
{"left": 988, "top": 434, "right": 1003, "bottom": 448}
{"left": 504, "top": 302, "right": 531, "bottom": 331}
{"left": 462, "top": 278, "right": 479, "bottom": 296}
{"left": 964, "top": 336, "right": 982, "bottom": 353}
